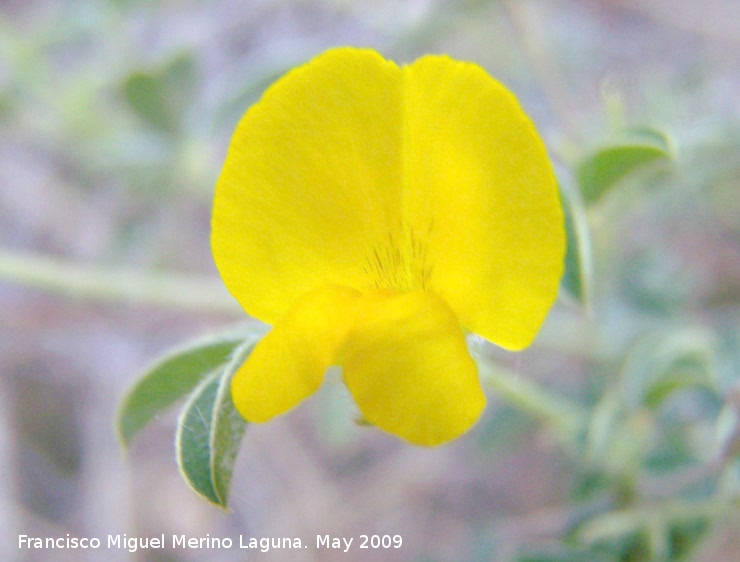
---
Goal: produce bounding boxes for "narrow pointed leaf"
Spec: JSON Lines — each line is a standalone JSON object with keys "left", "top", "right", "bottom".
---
{"left": 210, "top": 341, "right": 255, "bottom": 505}
{"left": 620, "top": 327, "right": 716, "bottom": 411}
{"left": 643, "top": 329, "right": 716, "bottom": 409}
{"left": 560, "top": 180, "right": 593, "bottom": 307}
{"left": 578, "top": 127, "right": 672, "bottom": 204}
{"left": 176, "top": 340, "right": 256, "bottom": 507}
{"left": 117, "top": 325, "right": 262, "bottom": 447}
{"left": 175, "top": 370, "right": 222, "bottom": 504}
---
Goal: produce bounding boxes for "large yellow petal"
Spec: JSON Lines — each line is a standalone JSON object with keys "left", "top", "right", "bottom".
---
{"left": 341, "top": 290, "right": 485, "bottom": 446}
{"left": 212, "top": 48, "right": 404, "bottom": 324}
{"left": 402, "top": 56, "right": 565, "bottom": 350}
{"left": 231, "top": 285, "right": 361, "bottom": 422}
{"left": 213, "top": 47, "right": 564, "bottom": 350}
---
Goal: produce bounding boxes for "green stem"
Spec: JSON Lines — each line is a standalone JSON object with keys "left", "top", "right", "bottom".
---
{"left": 0, "top": 248, "right": 238, "bottom": 313}
{"left": 475, "top": 354, "right": 585, "bottom": 438}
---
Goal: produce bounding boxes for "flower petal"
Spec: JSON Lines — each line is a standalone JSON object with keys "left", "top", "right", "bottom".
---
{"left": 231, "top": 285, "right": 361, "bottom": 422}
{"left": 341, "top": 290, "right": 485, "bottom": 446}
{"left": 212, "top": 48, "right": 404, "bottom": 324}
{"left": 213, "top": 47, "right": 564, "bottom": 351}
{"left": 402, "top": 56, "right": 565, "bottom": 350}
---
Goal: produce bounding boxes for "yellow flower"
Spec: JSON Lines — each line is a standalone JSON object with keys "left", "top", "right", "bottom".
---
{"left": 211, "top": 47, "right": 565, "bottom": 446}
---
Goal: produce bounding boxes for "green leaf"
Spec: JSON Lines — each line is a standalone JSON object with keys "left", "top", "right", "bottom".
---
{"left": 117, "top": 325, "right": 263, "bottom": 447}
{"left": 122, "top": 52, "right": 196, "bottom": 134}
{"left": 575, "top": 508, "right": 644, "bottom": 546}
{"left": 584, "top": 388, "right": 623, "bottom": 467}
{"left": 161, "top": 52, "right": 197, "bottom": 128}
{"left": 577, "top": 128, "right": 672, "bottom": 204}
{"left": 515, "top": 546, "right": 617, "bottom": 562}
{"left": 715, "top": 405, "right": 740, "bottom": 457}
{"left": 176, "top": 371, "right": 222, "bottom": 504}
{"left": 210, "top": 342, "right": 254, "bottom": 504}
{"left": 123, "top": 71, "right": 174, "bottom": 133}
{"left": 620, "top": 327, "right": 716, "bottom": 411}
{"left": 176, "top": 340, "right": 255, "bottom": 507}
{"left": 559, "top": 180, "right": 593, "bottom": 307}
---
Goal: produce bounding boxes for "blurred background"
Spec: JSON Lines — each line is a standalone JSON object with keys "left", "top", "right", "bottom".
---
{"left": 1, "top": 0, "right": 738, "bottom": 560}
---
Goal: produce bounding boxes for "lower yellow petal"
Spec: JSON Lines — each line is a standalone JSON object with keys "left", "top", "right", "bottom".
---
{"left": 341, "top": 290, "right": 485, "bottom": 446}
{"left": 231, "top": 285, "right": 361, "bottom": 422}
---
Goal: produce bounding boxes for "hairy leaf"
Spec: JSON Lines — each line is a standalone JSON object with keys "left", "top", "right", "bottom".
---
{"left": 578, "top": 128, "right": 672, "bottom": 203}
{"left": 176, "top": 340, "right": 255, "bottom": 507}
{"left": 117, "top": 325, "right": 263, "bottom": 447}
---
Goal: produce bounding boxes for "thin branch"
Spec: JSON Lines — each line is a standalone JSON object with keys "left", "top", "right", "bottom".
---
{"left": 0, "top": 248, "right": 239, "bottom": 313}
{"left": 474, "top": 353, "right": 585, "bottom": 438}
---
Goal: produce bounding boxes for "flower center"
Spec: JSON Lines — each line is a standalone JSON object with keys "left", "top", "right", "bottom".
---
{"left": 363, "top": 223, "right": 434, "bottom": 292}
